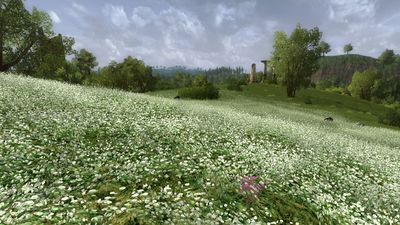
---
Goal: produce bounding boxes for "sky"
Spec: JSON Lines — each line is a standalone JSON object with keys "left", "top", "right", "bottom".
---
{"left": 25, "top": 0, "right": 400, "bottom": 70}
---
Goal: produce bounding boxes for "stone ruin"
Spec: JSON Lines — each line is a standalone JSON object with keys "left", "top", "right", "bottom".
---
{"left": 248, "top": 60, "right": 269, "bottom": 84}
{"left": 249, "top": 63, "right": 256, "bottom": 84}
{"left": 261, "top": 60, "right": 268, "bottom": 82}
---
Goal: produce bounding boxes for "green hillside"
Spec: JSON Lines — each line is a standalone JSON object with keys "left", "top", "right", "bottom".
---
{"left": 313, "top": 54, "right": 379, "bottom": 82}
{"left": 1, "top": 74, "right": 400, "bottom": 224}
{"left": 151, "top": 83, "right": 394, "bottom": 130}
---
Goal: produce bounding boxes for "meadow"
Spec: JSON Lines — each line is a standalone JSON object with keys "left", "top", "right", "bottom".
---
{"left": 1, "top": 73, "right": 400, "bottom": 224}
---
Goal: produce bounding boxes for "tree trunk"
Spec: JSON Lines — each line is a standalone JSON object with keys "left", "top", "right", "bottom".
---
{"left": 0, "top": 36, "right": 3, "bottom": 71}
{"left": 287, "top": 86, "right": 295, "bottom": 98}
{"left": 0, "top": 24, "right": 3, "bottom": 72}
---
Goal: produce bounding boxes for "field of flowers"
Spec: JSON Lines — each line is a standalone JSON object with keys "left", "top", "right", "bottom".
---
{"left": 1, "top": 73, "right": 399, "bottom": 224}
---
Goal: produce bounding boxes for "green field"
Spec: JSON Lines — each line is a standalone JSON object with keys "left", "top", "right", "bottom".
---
{"left": 1, "top": 74, "right": 400, "bottom": 224}
{"left": 150, "top": 83, "right": 395, "bottom": 130}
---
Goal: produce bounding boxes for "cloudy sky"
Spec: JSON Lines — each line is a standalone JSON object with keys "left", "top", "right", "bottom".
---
{"left": 25, "top": 0, "right": 400, "bottom": 70}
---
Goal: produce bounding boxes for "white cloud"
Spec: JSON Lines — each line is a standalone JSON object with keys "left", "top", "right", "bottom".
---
{"left": 131, "top": 6, "right": 157, "bottom": 28}
{"left": 161, "top": 7, "right": 205, "bottom": 37}
{"left": 49, "top": 10, "right": 61, "bottom": 24}
{"left": 105, "top": 39, "right": 121, "bottom": 57}
{"left": 215, "top": 4, "right": 235, "bottom": 27}
{"left": 328, "top": 0, "right": 376, "bottom": 22}
{"left": 72, "top": 2, "right": 87, "bottom": 13}
{"left": 223, "top": 26, "right": 263, "bottom": 52}
{"left": 103, "top": 4, "right": 130, "bottom": 29}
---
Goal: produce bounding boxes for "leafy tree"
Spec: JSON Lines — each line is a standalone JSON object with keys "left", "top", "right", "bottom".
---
{"left": 118, "top": 56, "right": 154, "bottom": 92}
{"left": 348, "top": 69, "right": 378, "bottom": 100}
{"left": 73, "top": 49, "right": 98, "bottom": 77}
{"left": 193, "top": 75, "right": 209, "bottom": 87}
{"left": 1, "top": 1, "right": 75, "bottom": 77}
{"left": 99, "top": 56, "right": 155, "bottom": 92}
{"left": 395, "top": 55, "right": 400, "bottom": 64}
{"left": 319, "top": 41, "right": 331, "bottom": 56}
{"left": 378, "top": 49, "right": 395, "bottom": 65}
{"left": 0, "top": 1, "right": 49, "bottom": 71}
{"left": 372, "top": 73, "right": 400, "bottom": 102}
{"left": 343, "top": 43, "right": 353, "bottom": 55}
{"left": 270, "top": 25, "right": 322, "bottom": 97}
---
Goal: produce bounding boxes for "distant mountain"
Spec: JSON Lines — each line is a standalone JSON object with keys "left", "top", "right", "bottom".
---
{"left": 312, "top": 54, "right": 379, "bottom": 83}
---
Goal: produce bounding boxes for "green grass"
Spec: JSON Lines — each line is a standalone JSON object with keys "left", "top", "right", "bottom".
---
{"left": 150, "top": 83, "right": 395, "bottom": 130}
{"left": 1, "top": 74, "right": 400, "bottom": 224}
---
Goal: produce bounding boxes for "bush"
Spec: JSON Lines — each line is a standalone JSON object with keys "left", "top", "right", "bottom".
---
{"left": 304, "top": 97, "right": 312, "bottom": 105}
{"left": 379, "top": 109, "right": 400, "bottom": 127}
{"left": 178, "top": 85, "right": 219, "bottom": 100}
{"left": 226, "top": 78, "right": 243, "bottom": 91}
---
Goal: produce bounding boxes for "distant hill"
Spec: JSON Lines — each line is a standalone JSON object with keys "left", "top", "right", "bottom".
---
{"left": 312, "top": 54, "right": 379, "bottom": 83}
{"left": 153, "top": 66, "right": 203, "bottom": 76}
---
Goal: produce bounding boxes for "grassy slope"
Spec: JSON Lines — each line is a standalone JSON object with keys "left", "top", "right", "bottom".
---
{"left": 1, "top": 74, "right": 400, "bottom": 224}
{"left": 313, "top": 54, "right": 379, "bottom": 82}
{"left": 150, "top": 83, "right": 394, "bottom": 130}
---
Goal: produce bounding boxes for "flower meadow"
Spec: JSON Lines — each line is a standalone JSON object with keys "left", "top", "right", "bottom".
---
{"left": 0, "top": 73, "right": 399, "bottom": 224}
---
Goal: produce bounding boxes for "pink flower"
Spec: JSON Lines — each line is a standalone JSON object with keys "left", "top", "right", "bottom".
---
{"left": 240, "top": 176, "right": 267, "bottom": 197}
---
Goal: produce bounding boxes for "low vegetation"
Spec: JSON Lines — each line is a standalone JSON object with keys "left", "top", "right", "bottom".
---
{"left": 1, "top": 74, "right": 400, "bottom": 224}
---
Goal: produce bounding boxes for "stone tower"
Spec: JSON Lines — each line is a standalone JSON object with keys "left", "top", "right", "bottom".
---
{"left": 261, "top": 60, "right": 267, "bottom": 82}
{"left": 249, "top": 63, "right": 256, "bottom": 84}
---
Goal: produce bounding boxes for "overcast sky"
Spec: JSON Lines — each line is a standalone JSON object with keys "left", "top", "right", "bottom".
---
{"left": 25, "top": 0, "right": 400, "bottom": 70}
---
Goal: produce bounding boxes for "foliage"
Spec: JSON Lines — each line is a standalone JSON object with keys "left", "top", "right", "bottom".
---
{"left": 271, "top": 24, "right": 322, "bottom": 97}
{"left": 303, "top": 96, "right": 312, "bottom": 104}
{"left": 192, "top": 74, "right": 208, "bottom": 87}
{"left": 154, "top": 66, "right": 246, "bottom": 90}
{"left": 226, "top": 77, "right": 244, "bottom": 91}
{"left": 0, "top": 1, "right": 73, "bottom": 73}
{"left": 73, "top": 49, "right": 98, "bottom": 77}
{"left": 343, "top": 43, "right": 353, "bottom": 54}
{"left": 319, "top": 41, "right": 331, "bottom": 56}
{"left": 178, "top": 85, "right": 219, "bottom": 99}
{"left": 379, "top": 109, "right": 400, "bottom": 127}
{"left": 348, "top": 69, "right": 378, "bottom": 100}
{"left": 2, "top": 74, "right": 400, "bottom": 224}
{"left": 155, "top": 72, "right": 193, "bottom": 90}
{"left": 204, "top": 66, "right": 246, "bottom": 84}
{"left": 372, "top": 73, "right": 400, "bottom": 102}
{"left": 98, "top": 56, "right": 155, "bottom": 93}
{"left": 378, "top": 49, "right": 395, "bottom": 65}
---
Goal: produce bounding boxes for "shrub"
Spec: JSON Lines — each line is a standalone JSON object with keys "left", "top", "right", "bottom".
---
{"left": 178, "top": 85, "right": 219, "bottom": 100}
{"left": 226, "top": 78, "right": 243, "bottom": 91}
{"left": 304, "top": 97, "right": 312, "bottom": 105}
{"left": 379, "top": 109, "right": 400, "bottom": 127}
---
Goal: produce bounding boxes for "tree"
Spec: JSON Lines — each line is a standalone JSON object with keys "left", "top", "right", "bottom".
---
{"left": 372, "top": 73, "right": 400, "bottom": 102}
{"left": 193, "top": 74, "right": 209, "bottom": 87}
{"left": 319, "top": 41, "right": 331, "bottom": 56}
{"left": 344, "top": 43, "right": 353, "bottom": 55}
{"left": 348, "top": 69, "right": 378, "bottom": 100}
{"left": 73, "top": 49, "right": 98, "bottom": 77}
{"left": 99, "top": 56, "right": 155, "bottom": 92}
{"left": 1, "top": 1, "right": 75, "bottom": 76}
{"left": 0, "top": 1, "right": 48, "bottom": 71}
{"left": 378, "top": 49, "right": 395, "bottom": 65}
{"left": 118, "top": 56, "right": 154, "bottom": 92}
{"left": 270, "top": 25, "right": 322, "bottom": 97}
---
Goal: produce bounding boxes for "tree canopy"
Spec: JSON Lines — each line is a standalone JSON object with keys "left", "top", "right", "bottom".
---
{"left": 348, "top": 69, "right": 378, "bottom": 100}
{"left": 270, "top": 25, "right": 322, "bottom": 97}
{"left": 98, "top": 56, "right": 155, "bottom": 93}
{"left": 378, "top": 49, "right": 395, "bottom": 65}
{"left": 0, "top": 1, "right": 74, "bottom": 74}
{"left": 343, "top": 43, "right": 353, "bottom": 55}
{"left": 319, "top": 41, "right": 331, "bottom": 56}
